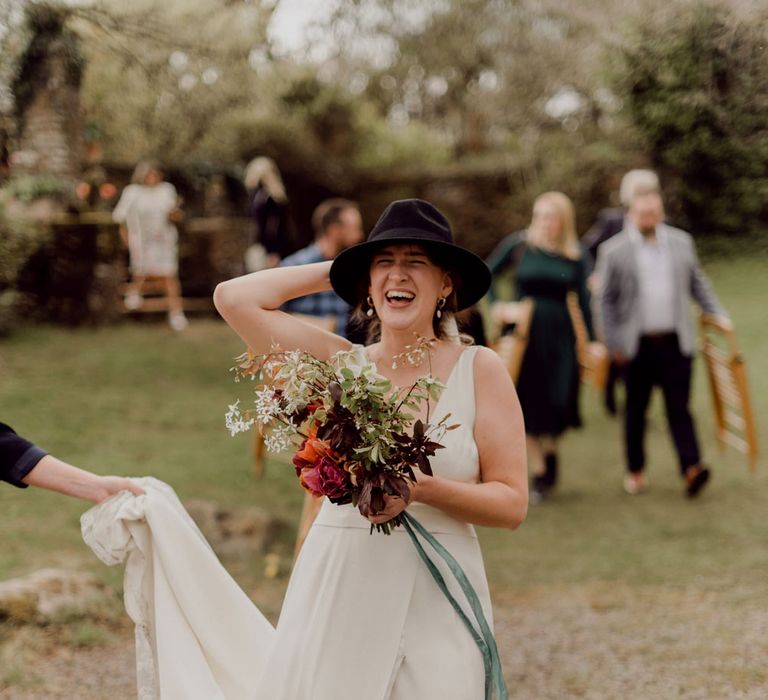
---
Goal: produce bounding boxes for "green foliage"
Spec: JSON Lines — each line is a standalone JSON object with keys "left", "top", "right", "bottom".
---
{"left": 617, "top": 3, "right": 768, "bottom": 235}
{"left": 1, "top": 174, "right": 71, "bottom": 203}
{"left": 12, "top": 3, "right": 84, "bottom": 118}
{"left": 75, "top": 0, "right": 275, "bottom": 165}
{"left": 0, "top": 199, "right": 50, "bottom": 335}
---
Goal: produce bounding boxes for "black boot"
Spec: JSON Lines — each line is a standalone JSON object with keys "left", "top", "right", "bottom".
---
{"left": 544, "top": 453, "right": 558, "bottom": 490}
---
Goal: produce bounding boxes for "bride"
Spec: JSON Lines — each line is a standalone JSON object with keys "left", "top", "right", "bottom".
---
{"left": 212, "top": 198, "right": 528, "bottom": 699}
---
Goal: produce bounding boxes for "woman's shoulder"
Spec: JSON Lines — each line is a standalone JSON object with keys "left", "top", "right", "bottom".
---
{"left": 119, "top": 184, "right": 140, "bottom": 197}
{"left": 470, "top": 345, "right": 510, "bottom": 384}
{"left": 157, "top": 181, "right": 177, "bottom": 196}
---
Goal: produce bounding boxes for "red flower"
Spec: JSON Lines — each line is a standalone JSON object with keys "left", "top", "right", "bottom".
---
{"left": 313, "top": 455, "right": 352, "bottom": 501}
{"left": 292, "top": 433, "right": 351, "bottom": 503}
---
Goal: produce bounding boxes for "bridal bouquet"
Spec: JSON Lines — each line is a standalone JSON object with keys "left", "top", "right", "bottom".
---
{"left": 225, "top": 342, "right": 455, "bottom": 533}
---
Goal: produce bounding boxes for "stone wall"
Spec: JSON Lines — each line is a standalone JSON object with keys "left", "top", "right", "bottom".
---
{"left": 10, "top": 6, "right": 83, "bottom": 182}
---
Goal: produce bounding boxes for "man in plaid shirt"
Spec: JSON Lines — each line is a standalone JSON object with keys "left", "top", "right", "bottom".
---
{"left": 281, "top": 198, "right": 364, "bottom": 337}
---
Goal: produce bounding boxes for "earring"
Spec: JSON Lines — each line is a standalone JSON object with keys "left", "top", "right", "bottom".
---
{"left": 366, "top": 295, "right": 375, "bottom": 318}
{"left": 436, "top": 297, "right": 446, "bottom": 319}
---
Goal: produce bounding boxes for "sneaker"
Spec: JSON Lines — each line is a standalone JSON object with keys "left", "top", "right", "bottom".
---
{"left": 623, "top": 472, "right": 648, "bottom": 495}
{"left": 168, "top": 310, "right": 188, "bottom": 331}
{"left": 124, "top": 291, "right": 143, "bottom": 310}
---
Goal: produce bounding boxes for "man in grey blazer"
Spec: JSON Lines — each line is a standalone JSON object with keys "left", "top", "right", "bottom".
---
{"left": 596, "top": 170, "right": 730, "bottom": 497}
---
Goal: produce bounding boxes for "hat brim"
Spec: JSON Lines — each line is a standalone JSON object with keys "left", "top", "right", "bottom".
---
{"left": 330, "top": 237, "right": 491, "bottom": 311}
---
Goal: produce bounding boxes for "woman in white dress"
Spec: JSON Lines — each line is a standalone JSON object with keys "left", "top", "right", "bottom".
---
{"left": 214, "top": 199, "right": 528, "bottom": 699}
{"left": 113, "top": 160, "right": 188, "bottom": 330}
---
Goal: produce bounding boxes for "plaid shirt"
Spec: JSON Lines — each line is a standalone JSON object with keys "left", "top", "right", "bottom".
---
{"left": 280, "top": 243, "right": 351, "bottom": 337}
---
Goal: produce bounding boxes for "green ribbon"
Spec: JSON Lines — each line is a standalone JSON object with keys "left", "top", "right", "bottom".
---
{"left": 401, "top": 512, "right": 508, "bottom": 700}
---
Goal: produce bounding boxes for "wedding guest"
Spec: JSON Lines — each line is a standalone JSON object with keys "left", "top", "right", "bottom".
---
{"left": 113, "top": 160, "right": 188, "bottom": 331}
{"left": 584, "top": 171, "right": 658, "bottom": 416}
{"left": 243, "top": 157, "right": 294, "bottom": 270}
{"left": 596, "top": 170, "right": 730, "bottom": 497}
{"left": 487, "top": 192, "right": 595, "bottom": 502}
{"left": 1, "top": 422, "right": 143, "bottom": 502}
{"left": 280, "top": 198, "right": 364, "bottom": 338}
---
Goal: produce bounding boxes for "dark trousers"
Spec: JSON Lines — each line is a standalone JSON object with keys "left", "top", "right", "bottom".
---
{"left": 624, "top": 334, "right": 701, "bottom": 475}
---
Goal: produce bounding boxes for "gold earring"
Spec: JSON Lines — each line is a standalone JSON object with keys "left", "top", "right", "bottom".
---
{"left": 366, "top": 295, "right": 375, "bottom": 318}
{"left": 436, "top": 297, "right": 446, "bottom": 319}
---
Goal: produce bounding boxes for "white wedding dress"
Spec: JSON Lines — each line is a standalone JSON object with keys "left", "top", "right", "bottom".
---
{"left": 82, "top": 345, "right": 494, "bottom": 700}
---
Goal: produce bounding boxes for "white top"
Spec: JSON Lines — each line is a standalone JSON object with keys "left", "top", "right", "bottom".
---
{"left": 113, "top": 183, "right": 179, "bottom": 275}
{"left": 629, "top": 225, "right": 677, "bottom": 334}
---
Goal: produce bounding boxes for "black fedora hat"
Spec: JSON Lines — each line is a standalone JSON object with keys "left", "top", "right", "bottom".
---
{"left": 330, "top": 199, "right": 491, "bottom": 311}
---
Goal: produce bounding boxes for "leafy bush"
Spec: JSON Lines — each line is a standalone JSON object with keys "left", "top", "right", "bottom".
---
{"left": 2, "top": 174, "right": 71, "bottom": 203}
{"left": 616, "top": 3, "right": 768, "bottom": 235}
{"left": 0, "top": 205, "right": 50, "bottom": 335}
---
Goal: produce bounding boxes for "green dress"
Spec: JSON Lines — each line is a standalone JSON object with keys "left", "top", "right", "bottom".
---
{"left": 487, "top": 234, "right": 593, "bottom": 437}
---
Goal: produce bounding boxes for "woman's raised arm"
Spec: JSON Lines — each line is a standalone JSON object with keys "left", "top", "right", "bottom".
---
{"left": 213, "top": 261, "right": 352, "bottom": 360}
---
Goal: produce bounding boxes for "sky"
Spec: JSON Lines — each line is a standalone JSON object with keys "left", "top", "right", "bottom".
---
{"left": 268, "top": 0, "right": 332, "bottom": 54}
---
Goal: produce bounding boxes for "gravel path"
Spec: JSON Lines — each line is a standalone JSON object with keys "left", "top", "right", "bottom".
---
{"left": 496, "top": 581, "right": 768, "bottom": 699}
{"left": 4, "top": 581, "right": 766, "bottom": 699}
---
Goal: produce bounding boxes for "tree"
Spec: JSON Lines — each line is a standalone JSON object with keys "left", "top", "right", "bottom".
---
{"left": 617, "top": 2, "right": 768, "bottom": 235}
{"left": 71, "top": 0, "right": 277, "bottom": 165}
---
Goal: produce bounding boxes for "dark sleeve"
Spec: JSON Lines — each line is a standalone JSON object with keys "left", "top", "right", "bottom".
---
{"left": 0, "top": 422, "right": 48, "bottom": 488}
{"left": 576, "top": 256, "right": 595, "bottom": 340}
{"left": 486, "top": 231, "right": 525, "bottom": 302}
{"left": 260, "top": 198, "right": 290, "bottom": 257}
{"left": 585, "top": 210, "right": 624, "bottom": 268}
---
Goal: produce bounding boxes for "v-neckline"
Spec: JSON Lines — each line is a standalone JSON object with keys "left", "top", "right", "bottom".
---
{"left": 362, "top": 345, "right": 465, "bottom": 420}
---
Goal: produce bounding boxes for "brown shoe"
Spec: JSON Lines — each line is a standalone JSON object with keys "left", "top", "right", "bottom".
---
{"left": 685, "top": 465, "right": 711, "bottom": 498}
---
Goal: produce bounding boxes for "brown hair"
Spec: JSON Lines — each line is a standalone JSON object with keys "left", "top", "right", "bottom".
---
{"left": 311, "top": 198, "right": 358, "bottom": 238}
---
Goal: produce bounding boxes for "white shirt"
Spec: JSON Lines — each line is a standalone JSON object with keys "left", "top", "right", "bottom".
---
{"left": 629, "top": 225, "right": 677, "bottom": 334}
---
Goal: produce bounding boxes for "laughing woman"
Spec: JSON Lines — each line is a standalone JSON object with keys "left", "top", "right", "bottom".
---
{"left": 214, "top": 199, "right": 527, "bottom": 699}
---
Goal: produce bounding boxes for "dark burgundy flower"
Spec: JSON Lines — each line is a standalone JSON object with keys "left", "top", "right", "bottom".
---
{"left": 303, "top": 455, "right": 352, "bottom": 504}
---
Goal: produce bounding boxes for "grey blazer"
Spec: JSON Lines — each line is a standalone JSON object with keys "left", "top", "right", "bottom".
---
{"left": 595, "top": 224, "right": 726, "bottom": 359}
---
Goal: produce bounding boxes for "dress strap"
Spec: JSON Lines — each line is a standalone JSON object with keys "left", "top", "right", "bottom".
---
{"left": 446, "top": 345, "right": 479, "bottom": 423}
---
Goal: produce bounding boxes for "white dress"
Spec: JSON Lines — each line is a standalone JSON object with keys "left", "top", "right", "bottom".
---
{"left": 258, "top": 345, "right": 492, "bottom": 699}
{"left": 81, "top": 345, "right": 495, "bottom": 699}
{"left": 113, "top": 183, "right": 179, "bottom": 276}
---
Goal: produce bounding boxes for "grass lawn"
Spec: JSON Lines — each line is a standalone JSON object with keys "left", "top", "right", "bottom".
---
{"left": 1, "top": 253, "right": 766, "bottom": 697}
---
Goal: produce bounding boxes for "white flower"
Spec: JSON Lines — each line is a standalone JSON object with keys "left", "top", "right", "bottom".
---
{"left": 254, "top": 387, "right": 281, "bottom": 424}
{"left": 334, "top": 349, "right": 379, "bottom": 384}
{"left": 264, "top": 424, "right": 293, "bottom": 453}
{"left": 225, "top": 400, "right": 255, "bottom": 436}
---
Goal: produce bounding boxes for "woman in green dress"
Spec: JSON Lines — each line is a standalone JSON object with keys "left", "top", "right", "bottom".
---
{"left": 487, "top": 192, "right": 594, "bottom": 501}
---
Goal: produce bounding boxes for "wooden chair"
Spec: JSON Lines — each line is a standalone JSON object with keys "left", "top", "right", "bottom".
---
{"left": 566, "top": 292, "right": 610, "bottom": 392}
{"left": 488, "top": 299, "right": 534, "bottom": 383}
{"left": 699, "top": 314, "right": 758, "bottom": 471}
